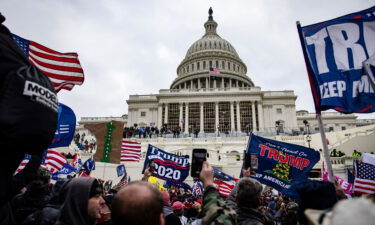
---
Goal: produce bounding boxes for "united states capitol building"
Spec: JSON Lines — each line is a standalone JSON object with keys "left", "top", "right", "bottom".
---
{"left": 75, "top": 9, "right": 374, "bottom": 183}
{"left": 127, "top": 9, "right": 298, "bottom": 136}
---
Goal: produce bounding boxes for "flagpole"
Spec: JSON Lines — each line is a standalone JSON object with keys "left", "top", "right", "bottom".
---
{"left": 317, "top": 114, "right": 334, "bottom": 182}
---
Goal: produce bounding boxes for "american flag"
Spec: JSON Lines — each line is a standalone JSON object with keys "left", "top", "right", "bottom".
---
{"left": 12, "top": 34, "right": 84, "bottom": 92}
{"left": 41, "top": 149, "right": 68, "bottom": 173}
{"left": 121, "top": 140, "right": 141, "bottom": 162}
{"left": 209, "top": 67, "right": 220, "bottom": 75}
{"left": 214, "top": 179, "right": 236, "bottom": 197}
{"left": 15, "top": 154, "right": 31, "bottom": 174}
{"left": 354, "top": 161, "right": 375, "bottom": 195}
{"left": 192, "top": 181, "right": 203, "bottom": 196}
{"left": 112, "top": 175, "right": 129, "bottom": 190}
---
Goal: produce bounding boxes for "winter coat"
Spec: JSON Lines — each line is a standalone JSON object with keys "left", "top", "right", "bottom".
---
{"left": 163, "top": 206, "right": 182, "bottom": 225}
{"left": 237, "top": 208, "right": 265, "bottom": 225}
{"left": 11, "top": 187, "right": 50, "bottom": 224}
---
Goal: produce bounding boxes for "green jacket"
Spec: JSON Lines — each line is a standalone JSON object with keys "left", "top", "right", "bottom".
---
{"left": 202, "top": 185, "right": 237, "bottom": 225}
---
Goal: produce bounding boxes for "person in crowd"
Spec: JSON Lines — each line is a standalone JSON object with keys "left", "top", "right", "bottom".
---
{"left": 172, "top": 201, "right": 188, "bottom": 225}
{"left": 55, "top": 177, "right": 105, "bottom": 225}
{"left": 23, "top": 179, "right": 67, "bottom": 225}
{"left": 199, "top": 162, "right": 236, "bottom": 225}
{"left": 293, "top": 180, "right": 338, "bottom": 225}
{"left": 162, "top": 191, "right": 182, "bottom": 225}
{"left": 274, "top": 201, "right": 298, "bottom": 225}
{"left": 11, "top": 168, "right": 51, "bottom": 225}
{"left": 225, "top": 168, "right": 271, "bottom": 225}
{"left": 96, "top": 194, "right": 113, "bottom": 225}
{"left": 112, "top": 181, "right": 165, "bottom": 225}
{"left": 352, "top": 149, "right": 362, "bottom": 157}
{"left": 330, "top": 149, "right": 339, "bottom": 157}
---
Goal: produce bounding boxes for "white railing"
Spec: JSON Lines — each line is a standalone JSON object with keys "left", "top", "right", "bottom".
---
{"left": 330, "top": 128, "right": 375, "bottom": 149}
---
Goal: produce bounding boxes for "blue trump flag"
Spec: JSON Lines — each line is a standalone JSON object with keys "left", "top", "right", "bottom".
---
{"left": 83, "top": 158, "right": 95, "bottom": 174}
{"left": 49, "top": 103, "right": 76, "bottom": 148}
{"left": 51, "top": 163, "right": 77, "bottom": 180}
{"left": 143, "top": 145, "right": 190, "bottom": 183}
{"left": 117, "top": 164, "right": 126, "bottom": 177}
{"left": 245, "top": 134, "right": 320, "bottom": 198}
{"left": 297, "top": 6, "right": 375, "bottom": 114}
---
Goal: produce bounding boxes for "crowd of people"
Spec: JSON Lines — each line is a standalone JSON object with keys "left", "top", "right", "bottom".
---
{"left": 123, "top": 126, "right": 186, "bottom": 139}
{"left": 74, "top": 132, "right": 97, "bottom": 153}
{"left": 1, "top": 10, "right": 375, "bottom": 225}
{"left": 2, "top": 157, "right": 375, "bottom": 225}
{"left": 330, "top": 149, "right": 374, "bottom": 157}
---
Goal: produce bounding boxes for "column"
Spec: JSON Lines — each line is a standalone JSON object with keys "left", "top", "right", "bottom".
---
{"left": 200, "top": 102, "right": 204, "bottom": 133}
{"left": 198, "top": 78, "right": 201, "bottom": 89}
{"left": 157, "top": 104, "right": 162, "bottom": 128}
{"left": 252, "top": 101, "right": 257, "bottom": 131}
{"left": 236, "top": 101, "right": 241, "bottom": 132}
{"left": 257, "top": 101, "right": 264, "bottom": 132}
{"left": 214, "top": 79, "right": 217, "bottom": 89}
{"left": 184, "top": 104, "right": 189, "bottom": 134}
{"left": 164, "top": 104, "right": 168, "bottom": 126}
{"left": 236, "top": 80, "right": 239, "bottom": 87}
{"left": 190, "top": 80, "right": 193, "bottom": 89}
{"left": 206, "top": 77, "right": 209, "bottom": 89}
{"left": 229, "top": 79, "right": 232, "bottom": 88}
{"left": 221, "top": 78, "right": 224, "bottom": 88}
{"left": 215, "top": 102, "right": 219, "bottom": 133}
{"left": 230, "top": 102, "right": 235, "bottom": 132}
{"left": 179, "top": 103, "right": 183, "bottom": 128}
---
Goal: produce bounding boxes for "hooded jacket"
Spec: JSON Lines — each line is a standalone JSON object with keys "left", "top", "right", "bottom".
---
{"left": 55, "top": 177, "right": 97, "bottom": 225}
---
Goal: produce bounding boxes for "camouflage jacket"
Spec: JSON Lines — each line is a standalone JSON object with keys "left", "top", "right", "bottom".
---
{"left": 202, "top": 185, "right": 237, "bottom": 225}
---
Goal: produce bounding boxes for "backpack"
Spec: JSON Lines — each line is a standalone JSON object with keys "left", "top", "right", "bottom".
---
{"left": 0, "top": 27, "right": 58, "bottom": 154}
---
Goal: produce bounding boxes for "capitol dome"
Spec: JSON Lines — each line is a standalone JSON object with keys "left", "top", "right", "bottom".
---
{"left": 170, "top": 8, "right": 254, "bottom": 89}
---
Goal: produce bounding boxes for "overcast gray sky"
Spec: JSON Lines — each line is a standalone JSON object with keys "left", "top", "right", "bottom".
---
{"left": 1, "top": 0, "right": 374, "bottom": 120}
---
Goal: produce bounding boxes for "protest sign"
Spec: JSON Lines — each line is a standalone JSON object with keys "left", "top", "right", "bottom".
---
{"left": 245, "top": 134, "right": 320, "bottom": 198}
{"left": 297, "top": 6, "right": 375, "bottom": 113}
{"left": 143, "top": 145, "right": 190, "bottom": 183}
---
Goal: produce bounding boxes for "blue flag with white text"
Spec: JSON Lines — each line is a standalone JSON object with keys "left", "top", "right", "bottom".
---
{"left": 83, "top": 158, "right": 95, "bottom": 174}
{"left": 143, "top": 145, "right": 190, "bottom": 183}
{"left": 51, "top": 163, "right": 77, "bottom": 180}
{"left": 49, "top": 103, "right": 76, "bottom": 148}
{"left": 297, "top": 6, "right": 375, "bottom": 113}
{"left": 245, "top": 134, "right": 320, "bottom": 198}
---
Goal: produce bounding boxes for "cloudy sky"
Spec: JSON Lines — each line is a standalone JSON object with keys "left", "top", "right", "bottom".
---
{"left": 1, "top": 0, "right": 374, "bottom": 120}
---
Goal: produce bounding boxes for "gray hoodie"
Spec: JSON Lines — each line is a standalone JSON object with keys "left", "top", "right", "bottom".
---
{"left": 55, "top": 177, "right": 97, "bottom": 225}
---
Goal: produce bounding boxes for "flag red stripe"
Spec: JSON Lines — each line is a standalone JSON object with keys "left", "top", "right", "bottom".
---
{"left": 29, "top": 55, "right": 84, "bottom": 73}
{"left": 29, "top": 48, "right": 80, "bottom": 63}
{"left": 354, "top": 185, "right": 375, "bottom": 192}
{"left": 39, "top": 70, "right": 85, "bottom": 82}
{"left": 121, "top": 149, "right": 141, "bottom": 153}
{"left": 30, "top": 41, "right": 78, "bottom": 56}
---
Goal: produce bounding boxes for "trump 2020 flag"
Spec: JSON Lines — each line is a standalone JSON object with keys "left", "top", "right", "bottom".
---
{"left": 245, "top": 134, "right": 320, "bottom": 198}
{"left": 142, "top": 145, "right": 190, "bottom": 183}
{"left": 297, "top": 6, "right": 375, "bottom": 113}
{"left": 49, "top": 103, "right": 76, "bottom": 148}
